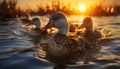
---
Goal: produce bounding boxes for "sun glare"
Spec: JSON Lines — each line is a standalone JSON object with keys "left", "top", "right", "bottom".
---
{"left": 78, "top": 4, "right": 87, "bottom": 12}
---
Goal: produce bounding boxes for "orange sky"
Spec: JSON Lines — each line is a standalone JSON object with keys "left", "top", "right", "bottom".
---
{"left": 18, "top": 0, "right": 120, "bottom": 11}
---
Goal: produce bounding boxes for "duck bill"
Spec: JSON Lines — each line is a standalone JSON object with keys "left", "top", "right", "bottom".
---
{"left": 41, "top": 21, "right": 53, "bottom": 32}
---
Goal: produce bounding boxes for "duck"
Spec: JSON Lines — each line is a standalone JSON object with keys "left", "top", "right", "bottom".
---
{"left": 21, "top": 17, "right": 53, "bottom": 58}
{"left": 76, "top": 17, "right": 112, "bottom": 42}
{"left": 28, "top": 13, "right": 104, "bottom": 65}
{"left": 77, "top": 17, "right": 102, "bottom": 64}
{"left": 37, "top": 12, "right": 102, "bottom": 64}
{"left": 78, "top": 17, "right": 102, "bottom": 39}
{"left": 21, "top": 17, "right": 41, "bottom": 37}
{"left": 24, "top": 17, "right": 50, "bottom": 38}
{"left": 38, "top": 12, "right": 81, "bottom": 58}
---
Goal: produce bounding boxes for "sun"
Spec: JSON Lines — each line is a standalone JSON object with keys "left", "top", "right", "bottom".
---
{"left": 78, "top": 4, "right": 87, "bottom": 12}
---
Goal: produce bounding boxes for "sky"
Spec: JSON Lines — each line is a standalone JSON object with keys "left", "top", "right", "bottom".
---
{"left": 18, "top": 0, "right": 40, "bottom": 11}
{"left": 17, "top": 0, "right": 120, "bottom": 11}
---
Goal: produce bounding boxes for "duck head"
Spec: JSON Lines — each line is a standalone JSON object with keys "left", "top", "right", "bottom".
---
{"left": 32, "top": 17, "right": 41, "bottom": 29}
{"left": 21, "top": 12, "right": 30, "bottom": 20}
{"left": 80, "top": 17, "right": 93, "bottom": 32}
{"left": 41, "top": 12, "right": 69, "bottom": 35}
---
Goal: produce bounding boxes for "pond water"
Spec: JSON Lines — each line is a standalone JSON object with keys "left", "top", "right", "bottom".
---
{"left": 0, "top": 15, "right": 120, "bottom": 69}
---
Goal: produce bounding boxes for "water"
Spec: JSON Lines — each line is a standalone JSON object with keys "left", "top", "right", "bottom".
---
{"left": 0, "top": 16, "right": 120, "bottom": 69}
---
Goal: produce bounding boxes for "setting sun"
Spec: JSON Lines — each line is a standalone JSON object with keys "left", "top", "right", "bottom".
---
{"left": 78, "top": 4, "right": 87, "bottom": 12}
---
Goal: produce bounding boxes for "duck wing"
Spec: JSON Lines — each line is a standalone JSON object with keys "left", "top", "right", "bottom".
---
{"left": 38, "top": 33, "right": 83, "bottom": 57}
{"left": 94, "top": 28, "right": 112, "bottom": 42}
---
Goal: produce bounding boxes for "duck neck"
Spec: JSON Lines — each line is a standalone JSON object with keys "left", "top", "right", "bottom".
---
{"left": 85, "top": 21, "right": 93, "bottom": 33}
{"left": 86, "top": 28, "right": 93, "bottom": 33}
{"left": 58, "top": 26, "right": 69, "bottom": 35}
{"left": 35, "top": 21, "right": 41, "bottom": 29}
{"left": 84, "top": 29, "right": 95, "bottom": 41}
{"left": 58, "top": 20, "right": 69, "bottom": 35}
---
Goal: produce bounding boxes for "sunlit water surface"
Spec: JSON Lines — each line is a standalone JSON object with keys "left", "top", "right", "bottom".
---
{"left": 0, "top": 16, "right": 120, "bottom": 69}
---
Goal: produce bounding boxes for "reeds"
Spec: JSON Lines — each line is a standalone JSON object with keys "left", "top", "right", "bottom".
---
{"left": 0, "top": 0, "right": 21, "bottom": 21}
{"left": 0, "top": 0, "right": 120, "bottom": 21}
{"left": 36, "top": 0, "right": 120, "bottom": 16}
